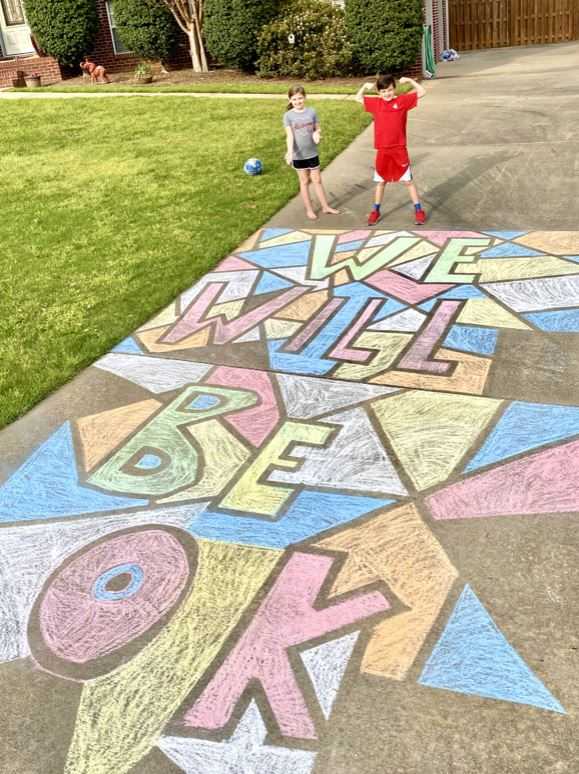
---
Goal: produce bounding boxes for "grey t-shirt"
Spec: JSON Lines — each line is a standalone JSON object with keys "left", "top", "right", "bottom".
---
{"left": 283, "top": 107, "right": 319, "bottom": 161}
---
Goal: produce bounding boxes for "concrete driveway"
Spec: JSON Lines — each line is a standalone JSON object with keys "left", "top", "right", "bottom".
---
{"left": 269, "top": 42, "right": 579, "bottom": 230}
{"left": 2, "top": 223, "right": 579, "bottom": 774}
{"left": 1, "top": 42, "right": 579, "bottom": 774}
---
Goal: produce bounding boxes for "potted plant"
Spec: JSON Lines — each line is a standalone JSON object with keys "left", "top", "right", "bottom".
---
{"left": 24, "top": 72, "right": 42, "bottom": 88}
{"left": 134, "top": 62, "right": 153, "bottom": 84}
{"left": 11, "top": 70, "right": 26, "bottom": 88}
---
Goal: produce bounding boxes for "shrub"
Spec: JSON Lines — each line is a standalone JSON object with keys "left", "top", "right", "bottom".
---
{"left": 113, "top": 0, "right": 180, "bottom": 63}
{"left": 256, "top": 0, "right": 352, "bottom": 80}
{"left": 24, "top": 0, "right": 98, "bottom": 67}
{"left": 345, "top": 0, "right": 423, "bottom": 74}
{"left": 204, "top": 0, "right": 280, "bottom": 71}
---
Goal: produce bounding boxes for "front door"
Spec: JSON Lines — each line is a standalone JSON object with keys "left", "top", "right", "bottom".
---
{"left": 0, "top": 0, "right": 34, "bottom": 57}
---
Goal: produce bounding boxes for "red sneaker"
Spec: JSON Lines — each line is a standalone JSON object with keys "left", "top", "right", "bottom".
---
{"left": 414, "top": 208, "right": 426, "bottom": 225}
{"left": 367, "top": 209, "right": 381, "bottom": 226}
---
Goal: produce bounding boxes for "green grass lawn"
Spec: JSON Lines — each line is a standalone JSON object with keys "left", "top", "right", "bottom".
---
{"left": 0, "top": 97, "right": 370, "bottom": 429}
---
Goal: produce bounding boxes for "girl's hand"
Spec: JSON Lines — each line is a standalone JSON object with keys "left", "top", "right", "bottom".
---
{"left": 363, "top": 81, "right": 375, "bottom": 91}
{"left": 313, "top": 129, "right": 321, "bottom": 145}
{"left": 285, "top": 151, "right": 293, "bottom": 166}
{"left": 399, "top": 77, "right": 411, "bottom": 84}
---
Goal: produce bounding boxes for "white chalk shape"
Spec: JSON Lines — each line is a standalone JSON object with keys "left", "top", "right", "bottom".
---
{"left": 392, "top": 254, "right": 437, "bottom": 280}
{"left": 368, "top": 308, "right": 426, "bottom": 333}
{"left": 483, "top": 275, "right": 579, "bottom": 312}
{"left": 269, "top": 407, "right": 407, "bottom": 496}
{"left": 180, "top": 271, "right": 259, "bottom": 307}
{"left": 301, "top": 631, "right": 360, "bottom": 719}
{"left": 158, "top": 701, "right": 316, "bottom": 773}
{"left": 94, "top": 354, "right": 211, "bottom": 394}
{"left": 276, "top": 373, "right": 398, "bottom": 420}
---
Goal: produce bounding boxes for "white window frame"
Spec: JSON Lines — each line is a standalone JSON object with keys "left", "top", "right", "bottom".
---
{"left": 1, "top": 0, "right": 25, "bottom": 26}
{"left": 105, "top": 0, "right": 131, "bottom": 55}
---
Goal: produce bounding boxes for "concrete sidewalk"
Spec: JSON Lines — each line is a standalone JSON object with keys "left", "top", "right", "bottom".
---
{"left": 269, "top": 42, "right": 579, "bottom": 230}
{"left": 0, "top": 89, "right": 352, "bottom": 100}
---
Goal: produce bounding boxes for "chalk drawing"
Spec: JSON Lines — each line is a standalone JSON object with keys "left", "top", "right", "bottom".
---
{"left": 0, "top": 228, "right": 578, "bottom": 772}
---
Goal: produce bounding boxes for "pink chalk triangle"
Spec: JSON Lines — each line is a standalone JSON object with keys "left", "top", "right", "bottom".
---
{"left": 417, "top": 231, "right": 484, "bottom": 247}
{"left": 427, "top": 438, "right": 579, "bottom": 521}
{"left": 365, "top": 269, "right": 452, "bottom": 304}
{"left": 337, "top": 230, "right": 372, "bottom": 244}
{"left": 214, "top": 256, "right": 256, "bottom": 272}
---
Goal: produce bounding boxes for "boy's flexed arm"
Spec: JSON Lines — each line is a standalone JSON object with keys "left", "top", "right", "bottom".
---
{"left": 355, "top": 81, "right": 376, "bottom": 104}
{"left": 399, "top": 76, "right": 426, "bottom": 99}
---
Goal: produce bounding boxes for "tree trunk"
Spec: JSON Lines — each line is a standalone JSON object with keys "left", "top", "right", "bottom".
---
{"left": 195, "top": 17, "right": 208, "bottom": 71}
{"left": 187, "top": 23, "right": 208, "bottom": 72}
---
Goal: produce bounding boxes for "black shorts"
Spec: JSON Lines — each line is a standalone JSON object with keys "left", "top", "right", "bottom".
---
{"left": 292, "top": 156, "right": 320, "bottom": 170}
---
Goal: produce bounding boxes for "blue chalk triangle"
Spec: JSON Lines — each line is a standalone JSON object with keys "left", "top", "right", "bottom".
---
{"left": 563, "top": 255, "right": 579, "bottom": 264}
{"left": 188, "top": 490, "right": 395, "bottom": 549}
{"left": 480, "top": 243, "right": 545, "bottom": 258}
{"left": 255, "top": 272, "right": 294, "bottom": 295}
{"left": 441, "top": 285, "right": 486, "bottom": 300}
{"left": 259, "top": 228, "right": 293, "bottom": 242}
{"left": 0, "top": 423, "right": 147, "bottom": 524}
{"left": 444, "top": 324, "right": 498, "bottom": 356}
{"left": 336, "top": 240, "right": 365, "bottom": 253}
{"left": 419, "top": 299, "right": 438, "bottom": 311}
{"left": 419, "top": 586, "right": 565, "bottom": 714}
{"left": 372, "top": 298, "right": 407, "bottom": 321}
{"left": 334, "top": 282, "right": 386, "bottom": 299}
{"left": 465, "top": 401, "right": 579, "bottom": 472}
{"left": 523, "top": 309, "right": 579, "bottom": 332}
{"left": 483, "top": 231, "right": 527, "bottom": 240}
{"left": 112, "top": 336, "right": 143, "bottom": 355}
{"left": 239, "top": 240, "right": 310, "bottom": 268}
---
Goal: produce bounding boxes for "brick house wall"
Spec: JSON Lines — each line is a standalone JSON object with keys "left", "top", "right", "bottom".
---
{"left": 407, "top": 0, "right": 450, "bottom": 80}
{"left": 89, "top": 0, "right": 139, "bottom": 73}
{"left": 89, "top": 0, "right": 191, "bottom": 73}
{"left": 431, "top": 0, "right": 442, "bottom": 60}
{"left": 432, "top": 0, "right": 450, "bottom": 59}
{"left": 0, "top": 54, "right": 61, "bottom": 87}
{"left": 420, "top": 0, "right": 450, "bottom": 76}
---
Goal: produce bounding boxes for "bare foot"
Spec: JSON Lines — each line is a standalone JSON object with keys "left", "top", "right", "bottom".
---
{"left": 322, "top": 206, "right": 340, "bottom": 215}
{"left": 306, "top": 210, "right": 318, "bottom": 220}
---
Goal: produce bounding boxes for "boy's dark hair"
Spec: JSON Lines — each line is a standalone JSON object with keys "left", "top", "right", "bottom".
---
{"left": 376, "top": 74, "right": 396, "bottom": 90}
{"left": 287, "top": 84, "right": 306, "bottom": 111}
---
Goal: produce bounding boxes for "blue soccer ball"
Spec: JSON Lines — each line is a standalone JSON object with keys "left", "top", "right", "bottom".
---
{"left": 244, "top": 158, "right": 263, "bottom": 176}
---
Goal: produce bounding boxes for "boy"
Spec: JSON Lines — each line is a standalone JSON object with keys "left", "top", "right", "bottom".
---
{"left": 355, "top": 74, "right": 426, "bottom": 226}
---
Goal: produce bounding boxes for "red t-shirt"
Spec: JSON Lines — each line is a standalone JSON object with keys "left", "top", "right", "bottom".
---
{"left": 363, "top": 92, "right": 418, "bottom": 149}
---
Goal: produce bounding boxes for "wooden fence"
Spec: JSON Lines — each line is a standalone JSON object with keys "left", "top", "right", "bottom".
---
{"left": 449, "top": 0, "right": 578, "bottom": 49}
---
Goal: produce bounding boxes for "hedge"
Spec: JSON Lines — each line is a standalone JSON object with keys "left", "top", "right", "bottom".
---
{"left": 345, "top": 0, "right": 423, "bottom": 74}
{"left": 24, "top": 0, "right": 98, "bottom": 67}
{"left": 204, "top": 0, "right": 280, "bottom": 71}
{"left": 257, "top": 0, "right": 352, "bottom": 80}
{"left": 113, "top": 0, "right": 180, "bottom": 63}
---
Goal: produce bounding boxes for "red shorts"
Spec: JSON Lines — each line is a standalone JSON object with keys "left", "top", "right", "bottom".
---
{"left": 374, "top": 147, "right": 411, "bottom": 183}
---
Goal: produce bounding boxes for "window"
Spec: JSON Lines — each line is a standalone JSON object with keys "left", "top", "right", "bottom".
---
{"left": 1, "top": 0, "right": 25, "bottom": 26}
{"left": 105, "top": 1, "right": 131, "bottom": 54}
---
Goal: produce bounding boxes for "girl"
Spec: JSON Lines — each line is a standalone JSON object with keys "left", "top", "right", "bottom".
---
{"left": 283, "top": 86, "right": 339, "bottom": 221}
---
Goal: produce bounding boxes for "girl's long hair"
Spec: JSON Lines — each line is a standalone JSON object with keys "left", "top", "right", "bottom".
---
{"left": 287, "top": 85, "right": 306, "bottom": 111}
